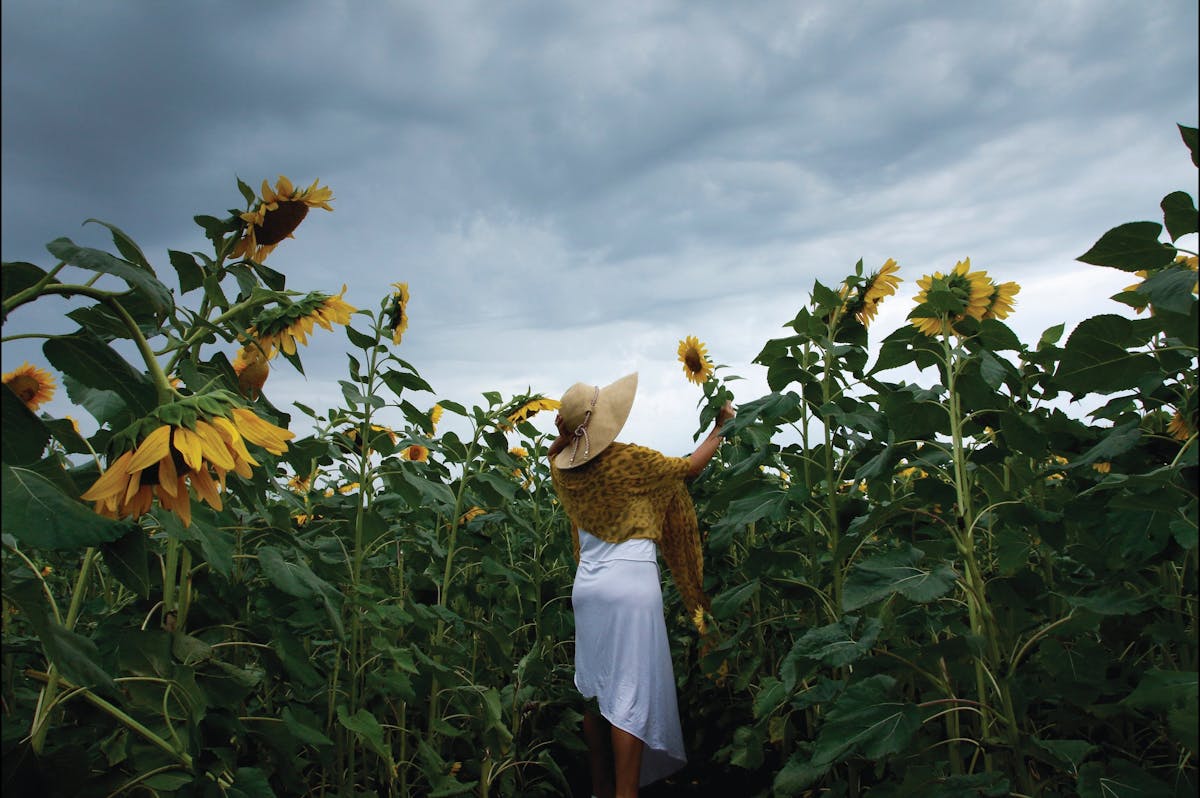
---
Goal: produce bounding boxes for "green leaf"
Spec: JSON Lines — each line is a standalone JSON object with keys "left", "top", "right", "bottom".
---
{"left": 250, "top": 260, "right": 286, "bottom": 291}
{"left": 381, "top": 367, "right": 435, "bottom": 396}
{"left": 787, "top": 615, "right": 882, "bottom": 667}
{"left": 1037, "top": 322, "right": 1065, "bottom": 350}
{"left": 773, "top": 752, "right": 830, "bottom": 795}
{"left": 1135, "top": 266, "right": 1198, "bottom": 315}
{"left": 842, "top": 544, "right": 958, "bottom": 611}
{"left": 60, "top": 372, "right": 129, "bottom": 427}
{"left": 1179, "top": 123, "right": 1199, "bottom": 168}
{"left": 44, "top": 333, "right": 156, "bottom": 415}
{"left": 1160, "top": 190, "right": 1198, "bottom": 241}
{"left": 811, "top": 674, "right": 921, "bottom": 766}
{"left": 1064, "top": 585, "right": 1150, "bottom": 616}
{"left": 100, "top": 526, "right": 152, "bottom": 599}
{"left": 337, "top": 706, "right": 394, "bottom": 765}
{"left": 1064, "top": 421, "right": 1140, "bottom": 468}
{"left": 1077, "top": 222, "right": 1176, "bottom": 272}
{"left": 1, "top": 385, "right": 51, "bottom": 465}
{"left": 1121, "top": 669, "right": 1197, "bottom": 713}
{"left": 2, "top": 261, "right": 56, "bottom": 303}
{"left": 1077, "top": 759, "right": 1174, "bottom": 798}
{"left": 257, "top": 546, "right": 321, "bottom": 599}
{"left": 1, "top": 464, "right": 136, "bottom": 549}
{"left": 1055, "top": 315, "right": 1159, "bottom": 397}
{"left": 345, "top": 324, "right": 377, "bottom": 350}
{"left": 282, "top": 706, "right": 333, "bottom": 747}
{"left": 46, "top": 237, "right": 173, "bottom": 313}
{"left": 83, "top": 219, "right": 153, "bottom": 272}
{"left": 711, "top": 579, "right": 761, "bottom": 620}
{"left": 168, "top": 250, "right": 204, "bottom": 294}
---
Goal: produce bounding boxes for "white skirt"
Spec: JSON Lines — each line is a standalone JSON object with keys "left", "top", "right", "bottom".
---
{"left": 572, "top": 529, "right": 686, "bottom": 786}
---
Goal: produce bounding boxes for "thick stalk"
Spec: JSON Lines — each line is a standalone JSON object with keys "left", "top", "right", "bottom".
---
{"left": 821, "top": 341, "right": 843, "bottom": 612}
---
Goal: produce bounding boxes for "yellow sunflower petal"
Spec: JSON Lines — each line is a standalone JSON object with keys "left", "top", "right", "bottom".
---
{"left": 80, "top": 450, "right": 136, "bottom": 502}
{"left": 126, "top": 426, "right": 173, "bottom": 473}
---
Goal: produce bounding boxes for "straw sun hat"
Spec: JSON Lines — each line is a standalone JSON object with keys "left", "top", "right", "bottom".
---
{"left": 553, "top": 372, "right": 638, "bottom": 470}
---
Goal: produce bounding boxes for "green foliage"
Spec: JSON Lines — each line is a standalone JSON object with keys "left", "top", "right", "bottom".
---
{"left": 3, "top": 127, "right": 1197, "bottom": 797}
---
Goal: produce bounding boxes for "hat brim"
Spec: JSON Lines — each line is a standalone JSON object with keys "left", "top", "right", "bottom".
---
{"left": 553, "top": 372, "right": 638, "bottom": 469}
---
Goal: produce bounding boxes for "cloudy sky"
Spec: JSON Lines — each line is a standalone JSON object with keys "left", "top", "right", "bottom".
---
{"left": 3, "top": 0, "right": 1197, "bottom": 456}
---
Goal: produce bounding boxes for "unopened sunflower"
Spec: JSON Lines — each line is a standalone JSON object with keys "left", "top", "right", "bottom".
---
{"left": 387, "top": 282, "right": 410, "bottom": 345}
{"left": 246, "top": 286, "right": 356, "bottom": 359}
{"left": 232, "top": 176, "right": 334, "bottom": 262}
{"left": 506, "top": 397, "right": 561, "bottom": 427}
{"left": 81, "top": 394, "right": 294, "bottom": 527}
{"left": 856, "top": 258, "right": 902, "bottom": 326}
{"left": 3, "top": 362, "right": 56, "bottom": 411}
{"left": 677, "top": 335, "right": 714, "bottom": 385}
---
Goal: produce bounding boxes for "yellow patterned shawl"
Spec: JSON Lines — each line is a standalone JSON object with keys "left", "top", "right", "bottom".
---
{"left": 550, "top": 442, "right": 710, "bottom": 617}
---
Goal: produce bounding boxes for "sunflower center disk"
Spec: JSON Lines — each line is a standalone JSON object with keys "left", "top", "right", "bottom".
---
{"left": 256, "top": 201, "right": 309, "bottom": 246}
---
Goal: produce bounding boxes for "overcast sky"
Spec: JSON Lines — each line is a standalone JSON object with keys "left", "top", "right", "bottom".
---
{"left": 3, "top": 0, "right": 1197, "bottom": 457}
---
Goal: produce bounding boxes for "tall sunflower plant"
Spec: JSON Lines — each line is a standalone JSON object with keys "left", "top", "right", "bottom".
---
{"left": 0, "top": 175, "right": 352, "bottom": 772}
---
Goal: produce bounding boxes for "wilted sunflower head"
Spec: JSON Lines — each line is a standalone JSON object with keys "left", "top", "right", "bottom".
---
{"left": 80, "top": 394, "right": 295, "bottom": 527}
{"left": 247, "top": 287, "right": 357, "bottom": 359}
{"left": 3, "top": 362, "right": 56, "bottom": 411}
{"left": 505, "top": 397, "right": 561, "bottom": 427}
{"left": 387, "top": 282, "right": 410, "bottom": 345}
{"left": 232, "top": 176, "right": 334, "bottom": 262}
{"left": 677, "top": 336, "right": 713, "bottom": 385}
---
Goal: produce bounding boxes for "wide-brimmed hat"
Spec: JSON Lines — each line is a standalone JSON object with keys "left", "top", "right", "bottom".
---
{"left": 554, "top": 372, "right": 638, "bottom": 470}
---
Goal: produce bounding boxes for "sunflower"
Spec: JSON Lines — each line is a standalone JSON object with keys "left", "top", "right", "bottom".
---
{"left": 1168, "top": 410, "right": 1193, "bottom": 441}
{"left": 910, "top": 258, "right": 996, "bottom": 337}
{"left": 403, "top": 444, "right": 429, "bottom": 462}
{"left": 430, "top": 403, "right": 444, "bottom": 432}
{"left": 81, "top": 405, "right": 294, "bottom": 527}
{"left": 459, "top": 506, "right": 486, "bottom": 524}
{"left": 984, "top": 281, "right": 1020, "bottom": 320}
{"left": 247, "top": 286, "right": 356, "bottom": 359}
{"left": 510, "top": 446, "right": 528, "bottom": 458}
{"left": 1092, "top": 462, "right": 1112, "bottom": 474}
{"left": 677, "top": 335, "right": 714, "bottom": 385}
{"left": 232, "top": 176, "right": 334, "bottom": 262}
{"left": 506, "top": 397, "right": 561, "bottom": 427}
{"left": 856, "top": 258, "right": 902, "bottom": 326}
{"left": 287, "top": 474, "right": 311, "bottom": 493}
{"left": 387, "top": 282, "right": 410, "bottom": 345}
{"left": 3, "top": 362, "right": 56, "bottom": 411}
{"left": 233, "top": 345, "right": 270, "bottom": 399}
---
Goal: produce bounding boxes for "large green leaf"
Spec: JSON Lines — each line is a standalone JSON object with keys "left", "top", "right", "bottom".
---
{"left": 1160, "top": 190, "right": 1198, "bottom": 241}
{"left": 1135, "top": 266, "right": 1198, "bottom": 316}
{"left": 1055, "top": 315, "right": 1159, "bottom": 397}
{"left": 44, "top": 333, "right": 156, "bottom": 415}
{"left": 811, "top": 674, "right": 922, "bottom": 766}
{"left": 786, "top": 615, "right": 882, "bottom": 667}
{"left": 1077, "top": 759, "right": 1174, "bottom": 798}
{"left": 100, "top": 526, "right": 153, "bottom": 599}
{"left": 45, "top": 237, "right": 173, "bottom": 313}
{"left": 2, "top": 260, "right": 56, "bottom": 303}
{"left": 337, "top": 705, "right": 394, "bottom": 765}
{"left": 83, "top": 219, "right": 154, "bottom": 272}
{"left": 1, "top": 464, "right": 135, "bottom": 549}
{"left": 842, "top": 544, "right": 958, "bottom": 611}
{"left": 1, "top": 385, "right": 51, "bottom": 465}
{"left": 1077, "top": 222, "right": 1176, "bottom": 272}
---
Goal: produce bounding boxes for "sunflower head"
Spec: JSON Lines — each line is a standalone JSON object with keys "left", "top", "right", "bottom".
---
{"left": 677, "top": 335, "right": 714, "bottom": 385}
{"left": 233, "top": 345, "right": 270, "bottom": 399}
{"left": 232, "top": 176, "right": 334, "bottom": 262}
{"left": 3, "top": 362, "right": 56, "bottom": 411}
{"left": 856, "top": 258, "right": 902, "bottom": 327}
{"left": 403, "top": 444, "right": 430, "bottom": 462}
{"left": 80, "top": 392, "right": 295, "bottom": 527}
{"left": 387, "top": 282, "right": 411, "bottom": 345}
{"left": 909, "top": 258, "right": 996, "bottom": 337}
{"left": 505, "top": 397, "right": 561, "bottom": 428}
{"left": 430, "top": 404, "right": 444, "bottom": 432}
{"left": 510, "top": 446, "right": 528, "bottom": 458}
{"left": 247, "top": 287, "right": 357, "bottom": 359}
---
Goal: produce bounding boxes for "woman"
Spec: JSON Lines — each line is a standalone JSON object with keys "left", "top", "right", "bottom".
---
{"left": 546, "top": 372, "right": 734, "bottom": 798}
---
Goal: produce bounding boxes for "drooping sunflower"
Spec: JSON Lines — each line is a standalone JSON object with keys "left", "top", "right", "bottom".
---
{"left": 506, "top": 397, "right": 561, "bottom": 427}
{"left": 3, "top": 362, "right": 56, "bottom": 411}
{"left": 910, "top": 258, "right": 995, "bottom": 337}
{"left": 856, "top": 258, "right": 902, "bottom": 326}
{"left": 677, "top": 335, "right": 714, "bottom": 385}
{"left": 387, "top": 282, "right": 410, "bottom": 345}
{"left": 81, "top": 403, "right": 294, "bottom": 527}
{"left": 1168, "top": 410, "right": 1193, "bottom": 441}
{"left": 429, "top": 403, "right": 444, "bottom": 432}
{"left": 232, "top": 345, "right": 270, "bottom": 399}
{"left": 983, "top": 280, "right": 1020, "bottom": 321}
{"left": 232, "top": 176, "right": 334, "bottom": 262}
{"left": 403, "top": 444, "right": 430, "bottom": 462}
{"left": 247, "top": 286, "right": 356, "bottom": 359}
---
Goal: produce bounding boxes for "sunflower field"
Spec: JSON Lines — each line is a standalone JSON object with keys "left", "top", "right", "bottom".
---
{"left": 1, "top": 126, "right": 1196, "bottom": 798}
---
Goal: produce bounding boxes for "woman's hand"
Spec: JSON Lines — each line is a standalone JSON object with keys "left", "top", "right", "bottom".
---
{"left": 715, "top": 401, "right": 736, "bottom": 428}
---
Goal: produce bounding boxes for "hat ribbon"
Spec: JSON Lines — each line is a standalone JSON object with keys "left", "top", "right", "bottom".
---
{"left": 568, "top": 386, "right": 600, "bottom": 466}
